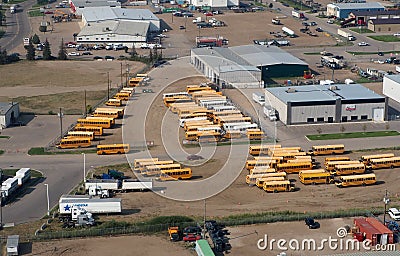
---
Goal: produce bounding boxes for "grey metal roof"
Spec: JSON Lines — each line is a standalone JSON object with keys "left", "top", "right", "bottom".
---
{"left": 370, "top": 18, "right": 400, "bottom": 25}
{"left": 0, "top": 102, "right": 17, "bottom": 115}
{"left": 324, "top": 251, "right": 400, "bottom": 256}
{"left": 351, "top": 9, "right": 400, "bottom": 16}
{"left": 192, "top": 47, "right": 251, "bottom": 67}
{"left": 230, "top": 45, "right": 308, "bottom": 67}
{"left": 72, "top": 0, "right": 120, "bottom": 8}
{"left": 78, "top": 20, "right": 149, "bottom": 36}
{"left": 82, "top": 7, "right": 159, "bottom": 22}
{"left": 331, "top": 2, "right": 384, "bottom": 10}
{"left": 265, "top": 84, "right": 384, "bottom": 104}
{"left": 385, "top": 74, "right": 400, "bottom": 84}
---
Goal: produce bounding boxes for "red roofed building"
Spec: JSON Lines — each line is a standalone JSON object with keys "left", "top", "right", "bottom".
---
{"left": 354, "top": 217, "right": 394, "bottom": 246}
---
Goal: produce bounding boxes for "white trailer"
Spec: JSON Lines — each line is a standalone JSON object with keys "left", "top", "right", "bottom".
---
{"left": 291, "top": 10, "right": 304, "bottom": 19}
{"left": 179, "top": 117, "right": 208, "bottom": 127}
{"left": 85, "top": 179, "right": 120, "bottom": 191}
{"left": 200, "top": 100, "right": 227, "bottom": 109}
{"left": 59, "top": 196, "right": 122, "bottom": 214}
{"left": 227, "top": 123, "right": 258, "bottom": 133}
{"left": 1, "top": 177, "right": 19, "bottom": 198}
{"left": 211, "top": 105, "right": 237, "bottom": 112}
{"left": 121, "top": 179, "right": 153, "bottom": 191}
{"left": 396, "top": 66, "right": 400, "bottom": 73}
{"left": 223, "top": 122, "right": 253, "bottom": 130}
{"left": 6, "top": 235, "right": 19, "bottom": 256}
{"left": 263, "top": 105, "right": 278, "bottom": 121}
{"left": 15, "top": 168, "right": 31, "bottom": 186}
{"left": 252, "top": 92, "right": 265, "bottom": 106}
{"left": 282, "top": 27, "right": 295, "bottom": 37}
{"left": 337, "top": 29, "right": 355, "bottom": 41}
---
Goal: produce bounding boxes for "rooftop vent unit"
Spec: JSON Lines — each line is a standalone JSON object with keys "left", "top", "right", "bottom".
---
{"left": 286, "top": 88, "right": 297, "bottom": 93}
{"left": 329, "top": 85, "right": 338, "bottom": 90}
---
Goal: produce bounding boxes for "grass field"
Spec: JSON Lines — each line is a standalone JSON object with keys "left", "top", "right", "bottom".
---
{"left": 349, "top": 28, "right": 373, "bottom": 34}
{"left": 347, "top": 50, "right": 399, "bottom": 56}
{"left": 306, "top": 130, "right": 400, "bottom": 140}
{"left": 0, "top": 150, "right": 4, "bottom": 155}
{"left": 2, "top": 168, "right": 43, "bottom": 178}
{"left": 368, "top": 35, "right": 400, "bottom": 42}
{"left": 28, "top": 147, "right": 97, "bottom": 155}
{"left": 0, "top": 135, "right": 10, "bottom": 139}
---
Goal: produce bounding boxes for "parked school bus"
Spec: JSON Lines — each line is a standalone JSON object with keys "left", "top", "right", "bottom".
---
{"left": 143, "top": 164, "right": 182, "bottom": 177}
{"left": 309, "top": 144, "right": 345, "bottom": 155}
{"left": 96, "top": 107, "right": 124, "bottom": 117}
{"left": 247, "top": 129, "right": 264, "bottom": 140}
{"left": 276, "top": 162, "right": 313, "bottom": 174}
{"left": 105, "top": 98, "right": 122, "bottom": 107}
{"left": 245, "top": 159, "right": 277, "bottom": 170}
{"left": 169, "top": 102, "right": 197, "bottom": 113}
{"left": 86, "top": 116, "right": 115, "bottom": 125}
{"left": 299, "top": 169, "right": 333, "bottom": 185}
{"left": 195, "top": 96, "right": 227, "bottom": 104}
{"left": 249, "top": 145, "right": 282, "bottom": 156}
{"left": 122, "top": 87, "right": 135, "bottom": 93}
{"left": 324, "top": 160, "right": 362, "bottom": 172}
{"left": 114, "top": 92, "right": 130, "bottom": 101}
{"left": 67, "top": 131, "right": 95, "bottom": 140}
{"left": 74, "top": 126, "right": 103, "bottom": 136}
{"left": 210, "top": 110, "right": 242, "bottom": 121}
{"left": 128, "top": 77, "right": 144, "bottom": 87}
{"left": 185, "top": 131, "right": 221, "bottom": 142}
{"left": 324, "top": 156, "right": 350, "bottom": 164}
{"left": 163, "top": 92, "right": 189, "bottom": 99}
{"left": 250, "top": 167, "right": 276, "bottom": 175}
{"left": 138, "top": 160, "right": 174, "bottom": 173}
{"left": 272, "top": 151, "right": 307, "bottom": 161}
{"left": 186, "top": 85, "right": 212, "bottom": 94}
{"left": 133, "top": 158, "right": 159, "bottom": 172}
{"left": 367, "top": 157, "right": 400, "bottom": 170}
{"left": 186, "top": 124, "right": 221, "bottom": 132}
{"left": 57, "top": 138, "right": 91, "bottom": 149}
{"left": 263, "top": 180, "right": 294, "bottom": 193}
{"left": 93, "top": 109, "right": 119, "bottom": 119}
{"left": 246, "top": 172, "right": 287, "bottom": 185}
{"left": 331, "top": 163, "right": 365, "bottom": 176}
{"left": 120, "top": 90, "right": 133, "bottom": 96}
{"left": 256, "top": 176, "right": 286, "bottom": 188}
{"left": 97, "top": 144, "right": 130, "bottom": 155}
{"left": 223, "top": 130, "right": 242, "bottom": 139}
{"left": 184, "top": 120, "right": 213, "bottom": 130}
{"left": 164, "top": 96, "right": 192, "bottom": 107}
{"left": 158, "top": 168, "right": 192, "bottom": 181}
{"left": 268, "top": 147, "right": 301, "bottom": 156}
{"left": 335, "top": 173, "right": 376, "bottom": 188}
{"left": 360, "top": 153, "right": 395, "bottom": 165}
{"left": 178, "top": 107, "right": 209, "bottom": 117}
{"left": 294, "top": 155, "right": 314, "bottom": 162}
{"left": 253, "top": 156, "right": 284, "bottom": 164}
{"left": 76, "top": 118, "right": 112, "bottom": 128}
{"left": 216, "top": 116, "right": 252, "bottom": 125}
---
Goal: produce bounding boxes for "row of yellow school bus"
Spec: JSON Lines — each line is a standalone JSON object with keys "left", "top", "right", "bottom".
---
{"left": 56, "top": 86, "right": 135, "bottom": 155}
{"left": 245, "top": 144, "right": 400, "bottom": 192}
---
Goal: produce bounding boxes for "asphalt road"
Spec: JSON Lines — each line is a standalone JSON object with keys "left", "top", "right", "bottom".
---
{"left": 0, "top": 0, "right": 36, "bottom": 52}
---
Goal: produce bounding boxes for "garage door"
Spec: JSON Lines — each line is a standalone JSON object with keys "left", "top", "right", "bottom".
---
{"left": 373, "top": 108, "right": 384, "bottom": 122}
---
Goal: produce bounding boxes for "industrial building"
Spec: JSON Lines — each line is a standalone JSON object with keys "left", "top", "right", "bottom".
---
{"left": 70, "top": 0, "right": 121, "bottom": 16}
{"left": 190, "top": 45, "right": 308, "bottom": 89}
{"left": 189, "top": 0, "right": 238, "bottom": 8}
{"left": 0, "top": 102, "right": 20, "bottom": 129}
{"left": 348, "top": 10, "right": 400, "bottom": 26}
{"left": 368, "top": 18, "right": 400, "bottom": 32}
{"left": 326, "top": 2, "right": 384, "bottom": 19}
{"left": 76, "top": 7, "right": 160, "bottom": 46}
{"left": 383, "top": 75, "right": 400, "bottom": 104}
{"left": 264, "top": 84, "right": 387, "bottom": 125}
{"left": 354, "top": 218, "right": 394, "bottom": 246}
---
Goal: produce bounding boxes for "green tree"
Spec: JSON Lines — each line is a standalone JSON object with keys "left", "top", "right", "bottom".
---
{"left": 149, "top": 49, "right": 153, "bottom": 62}
{"left": 340, "top": 125, "right": 345, "bottom": 133}
{"left": 0, "top": 47, "right": 7, "bottom": 65}
{"left": 0, "top": 11, "right": 3, "bottom": 26}
{"left": 31, "top": 34, "right": 40, "bottom": 44}
{"left": 26, "top": 41, "right": 36, "bottom": 60}
{"left": 269, "top": 3, "right": 273, "bottom": 8}
{"left": 43, "top": 39, "right": 52, "bottom": 60}
{"left": 58, "top": 38, "right": 67, "bottom": 60}
{"left": 362, "top": 124, "right": 367, "bottom": 133}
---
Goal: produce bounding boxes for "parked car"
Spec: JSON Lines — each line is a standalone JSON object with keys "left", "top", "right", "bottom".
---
{"left": 183, "top": 234, "right": 202, "bottom": 242}
{"left": 93, "top": 56, "right": 103, "bottom": 60}
{"left": 305, "top": 217, "right": 320, "bottom": 229}
{"left": 187, "top": 154, "right": 204, "bottom": 160}
{"left": 105, "top": 44, "right": 114, "bottom": 50}
{"left": 104, "top": 55, "right": 115, "bottom": 60}
{"left": 82, "top": 51, "right": 93, "bottom": 55}
{"left": 388, "top": 208, "right": 400, "bottom": 220}
{"left": 358, "top": 42, "right": 369, "bottom": 46}
{"left": 310, "top": 21, "right": 317, "bottom": 26}
{"left": 153, "top": 60, "right": 167, "bottom": 67}
{"left": 93, "top": 44, "right": 105, "bottom": 50}
{"left": 113, "top": 44, "right": 125, "bottom": 51}
{"left": 316, "top": 27, "right": 323, "bottom": 32}
{"left": 44, "top": 10, "right": 53, "bottom": 14}
{"left": 204, "top": 12, "right": 213, "bottom": 16}
{"left": 179, "top": 25, "right": 186, "bottom": 30}
{"left": 393, "top": 33, "right": 400, "bottom": 37}
{"left": 327, "top": 19, "right": 334, "bottom": 24}
{"left": 68, "top": 52, "right": 80, "bottom": 56}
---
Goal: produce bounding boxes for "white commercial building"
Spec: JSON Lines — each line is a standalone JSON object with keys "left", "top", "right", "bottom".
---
{"left": 189, "top": 0, "right": 239, "bottom": 8}
{"left": 70, "top": 0, "right": 121, "bottom": 16}
{"left": 265, "top": 84, "right": 387, "bottom": 125}
{"left": 0, "top": 102, "right": 20, "bottom": 128}
{"left": 383, "top": 75, "right": 400, "bottom": 104}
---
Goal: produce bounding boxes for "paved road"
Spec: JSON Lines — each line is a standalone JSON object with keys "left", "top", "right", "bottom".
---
{"left": 0, "top": 0, "right": 35, "bottom": 52}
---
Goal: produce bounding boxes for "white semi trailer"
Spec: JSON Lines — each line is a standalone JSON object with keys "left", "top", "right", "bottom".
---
{"left": 59, "top": 195, "right": 122, "bottom": 214}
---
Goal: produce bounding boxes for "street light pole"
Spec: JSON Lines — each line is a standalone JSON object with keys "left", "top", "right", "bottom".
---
{"left": 44, "top": 184, "right": 50, "bottom": 216}
{"left": 82, "top": 153, "right": 86, "bottom": 183}
{"left": 383, "top": 189, "right": 389, "bottom": 225}
{"left": 58, "top": 108, "right": 64, "bottom": 138}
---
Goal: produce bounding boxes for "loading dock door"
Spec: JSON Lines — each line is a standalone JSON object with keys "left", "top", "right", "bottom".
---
{"left": 373, "top": 108, "right": 384, "bottom": 122}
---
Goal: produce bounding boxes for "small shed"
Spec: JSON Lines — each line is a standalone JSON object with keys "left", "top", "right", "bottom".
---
{"left": 0, "top": 102, "right": 19, "bottom": 128}
{"left": 354, "top": 217, "right": 394, "bottom": 246}
{"left": 6, "top": 235, "right": 19, "bottom": 256}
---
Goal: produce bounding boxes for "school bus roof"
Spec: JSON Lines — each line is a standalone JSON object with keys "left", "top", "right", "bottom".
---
{"left": 312, "top": 144, "right": 344, "bottom": 149}
{"left": 335, "top": 163, "right": 365, "bottom": 168}
{"left": 299, "top": 169, "right": 326, "bottom": 174}
{"left": 370, "top": 156, "right": 400, "bottom": 162}
{"left": 339, "top": 173, "right": 376, "bottom": 180}
{"left": 263, "top": 180, "right": 291, "bottom": 185}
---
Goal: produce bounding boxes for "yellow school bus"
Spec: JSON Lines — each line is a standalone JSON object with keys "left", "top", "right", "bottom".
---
{"left": 276, "top": 162, "right": 313, "bottom": 174}
{"left": 250, "top": 168, "right": 276, "bottom": 175}
{"left": 178, "top": 107, "right": 208, "bottom": 117}
{"left": 164, "top": 96, "right": 192, "bottom": 107}
{"left": 360, "top": 153, "right": 395, "bottom": 165}
{"left": 368, "top": 157, "right": 400, "bottom": 170}
{"left": 246, "top": 172, "right": 287, "bottom": 185}
{"left": 223, "top": 130, "right": 243, "bottom": 139}
{"left": 86, "top": 116, "right": 115, "bottom": 125}
{"left": 93, "top": 109, "right": 119, "bottom": 119}
{"left": 211, "top": 110, "right": 242, "bottom": 121}
{"left": 335, "top": 173, "right": 376, "bottom": 188}
{"left": 74, "top": 126, "right": 103, "bottom": 136}
{"left": 159, "top": 168, "right": 192, "bottom": 181}
{"left": 331, "top": 163, "right": 365, "bottom": 176}
{"left": 272, "top": 151, "right": 307, "bottom": 161}
{"left": 96, "top": 107, "right": 124, "bottom": 117}
{"left": 97, "top": 144, "right": 130, "bottom": 155}
{"left": 122, "top": 87, "right": 135, "bottom": 93}
{"left": 256, "top": 176, "right": 286, "bottom": 188}
{"left": 309, "top": 144, "right": 345, "bottom": 156}
{"left": 128, "top": 77, "right": 144, "bottom": 87}
{"left": 299, "top": 169, "right": 333, "bottom": 185}
{"left": 253, "top": 156, "right": 284, "bottom": 164}
{"left": 163, "top": 92, "right": 189, "bottom": 99}
{"left": 263, "top": 180, "right": 295, "bottom": 193}
{"left": 216, "top": 116, "right": 252, "bottom": 125}
{"left": 57, "top": 138, "right": 91, "bottom": 149}
{"left": 268, "top": 147, "right": 301, "bottom": 156}
{"left": 67, "top": 131, "right": 95, "bottom": 141}
{"left": 120, "top": 90, "right": 132, "bottom": 96}
{"left": 184, "top": 120, "right": 214, "bottom": 130}
{"left": 114, "top": 92, "right": 130, "bottom": 101}
{"left": 143, "top": 164, "right": 182, "bottom": 177}
{"left": 76, "top": 118, "right": 112, "bottom": 129}
{"left": 324, "top": 156, "right": 351, "bottom": 164}
{"left": 249, "top": 144, "right": 282, "bottom": 156}
{"left": 246, "top": 129, "right": 264, "bottom": 140}
{"left": 105, "top": 98, "right": 122, "bottom": 107}
{"left": 185, "top": 130, "right": 221, "bottom": 142}
{"left": 169, "top": 102, "right": 197, "bottom": 113}
{"left": 245, "top": 159, "right": 277, "bottom": 171}
{"left": 136, "top": 73, "right": 148, "bottom": 79}
{"left": 133, "top": 158, "right": 159, "bottom": 172}
{"left": 324, "top": 160, "right": 362, "bottom": 172}
{"left": 138, "top": 160, "right": 174, "bottom": 173}
{"left": 186, "top": 85, "right": 212, "bottom": 94}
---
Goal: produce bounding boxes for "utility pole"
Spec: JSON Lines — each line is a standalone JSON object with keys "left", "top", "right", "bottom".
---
{"left": 125, "top": 63, "right": 129, "bottom": 87}
{"left": 203, "top": 199, "right": 206, "bottom": 238}
{"left": 383, "top": 190, "right": 390, "bottom": 225}
{"left": 120, "top": 62, "right": 123, "bottom": 87}
{"left": 84, "top": 90, "right": 87, "bottom": 117}
{"left": 107, "top": 72, "right": 110, "bottom": 100}
{"left": 58, "top": 108, "right": 63, "bottom": 138}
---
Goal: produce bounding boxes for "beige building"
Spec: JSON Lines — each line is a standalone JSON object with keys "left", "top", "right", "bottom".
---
{"left": 368, "top": 18, "right": 400, "bottom": 32}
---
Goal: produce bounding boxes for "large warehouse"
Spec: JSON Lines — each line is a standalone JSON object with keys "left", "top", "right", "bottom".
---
{"left": 368, "top": 18, "right": 400, "bottom": 32}
{"left": 191, "top": 45, "right": 308, "bottom": 88}
{"left": 326, "top": 2, "right": 384, "bottom": 19}
{"left": 0, "top": 102, "right": 20, "bottom": 129}
{"left": 265, "top": 84, "right": 387, "bottom": 125}
{"left": 383, "top": 75, "right": 400, "bottom": 103}
{"left": 70, "top": 0, "right": 121, "bottom": 16}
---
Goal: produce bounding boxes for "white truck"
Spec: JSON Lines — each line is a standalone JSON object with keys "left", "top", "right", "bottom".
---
{"left": 337, "top": 29, "right": 356, "bottom": 41}
{"left": 1, "top": 177, "right": 19, "bottom": 198}
{"left": 121, "top": 179, "right": 153, "bottom": 191}
{"left": 282, "top": 26, "right": 295, "bottom": 37}
{"left": 396, "top": 66, "right": 400, "bottom": 73}
{"left": 58, "top": 195, "right": 122, "bottom": 214}
{"left": 263, "top": 105, "right": 278, "bottom": 121}
{"left": 291, "top": 10, "right": 305, "bottom": 19}
{"left": 15, "top": 168, "right": 31, "bottom": 186}
{"left": 252, "top": 92, "right": 265, "bottom": 106}
{"left": 6, "top": 235, "right": 19, "bottom": 256}
{"left": 85, "top": 179, "right": 120, "bottom": 191}
{"left": 10, "top": 5, "right": 16, "bottom": 14}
